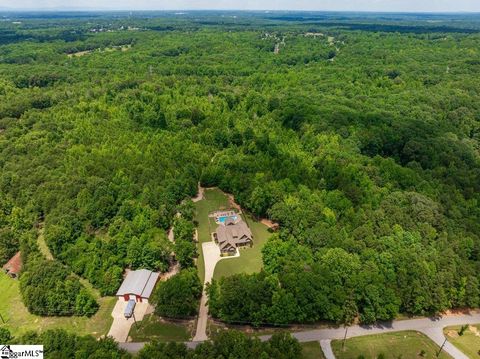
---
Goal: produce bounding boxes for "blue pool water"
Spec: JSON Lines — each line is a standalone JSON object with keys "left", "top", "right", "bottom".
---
{"left": 218, "top": 215, "right": 237, "bottom": 223}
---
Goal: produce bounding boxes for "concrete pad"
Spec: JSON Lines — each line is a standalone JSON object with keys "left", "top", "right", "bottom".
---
{"left": 107, "top": 298, "right": 149, "bottom": 342}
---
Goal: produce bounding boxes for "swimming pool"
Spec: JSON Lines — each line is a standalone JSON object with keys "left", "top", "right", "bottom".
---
{"left": 218, "top": 215, "right": 238, "bottom": 223}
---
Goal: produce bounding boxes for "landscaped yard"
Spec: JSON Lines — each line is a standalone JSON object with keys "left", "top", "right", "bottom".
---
{"left": 0, "top": 272, "right": 116, "bottom": 338}
{"left": 213, "top": 213, "right": 271, "bottom": 279}
{"left": 301, "top": 341, "right": 326, "bottom": 359}
{"left": 331, "top": 331, "right": 452, "bottom": 359}
{"left": 194, "top": 188, "right": 272, "bottom": 282}
{"left": 444, "top": 324, "right": 480, "bottom": 358}
{"left": 195, "top": 188, "right": 230, "bottom": 282}
{"left": 128, "top": 314, "right": 192, "bottom": 342}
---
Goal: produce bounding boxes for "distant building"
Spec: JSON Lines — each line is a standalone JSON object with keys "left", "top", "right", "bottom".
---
{"left": 2, "top": 251, "right": 22, "bottom": 279}
{"left": 214, "top": 217, "right": 253, "bottom": 254}
{"left": 116, "top": 269, "right": 160, "bottom": 303}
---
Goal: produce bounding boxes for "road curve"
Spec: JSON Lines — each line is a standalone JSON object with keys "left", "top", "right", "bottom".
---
{"left": 120, "top": 312, "right": 480, "bottom": 358}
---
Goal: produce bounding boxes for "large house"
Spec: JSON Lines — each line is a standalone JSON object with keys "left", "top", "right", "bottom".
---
{"left": 116, "top": 269, "right": 159, "bottom": 303}
{"left": 2, "top": 251, "right": 22, "bottom": 279}
{"left": 214, "top": 217, "right": 253, "bottom": 254}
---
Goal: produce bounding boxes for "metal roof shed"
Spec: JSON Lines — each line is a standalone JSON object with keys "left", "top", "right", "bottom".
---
{"left": 116, "top": 269, "right": 160, "bottom": 303}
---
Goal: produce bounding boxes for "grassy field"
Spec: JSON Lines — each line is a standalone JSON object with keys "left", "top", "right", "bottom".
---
{"left": 301, "top": 341, "right": 326, "bottom": 359}
{"left": 129, "top": 314, "right": 192, "bottom": 342}
{"left": 444, "top": 324, "right": 480, "bottom": 358}
{"left": 332, "top": 331, "right": 452, "bottom": 359}
{"left": 193, "top": 188, "right": 272, "bottom": 282}
{"left": 0, "top": 272, "right": 116, "bottom": 338}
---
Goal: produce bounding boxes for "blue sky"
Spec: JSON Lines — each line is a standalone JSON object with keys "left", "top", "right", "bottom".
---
{"left": 1, "top": 0, "right": 479, "bottom": 12}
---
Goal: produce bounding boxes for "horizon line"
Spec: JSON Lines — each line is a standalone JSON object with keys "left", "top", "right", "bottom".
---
{"left": 1, "top": 9, "right": 480, "bottom": 14}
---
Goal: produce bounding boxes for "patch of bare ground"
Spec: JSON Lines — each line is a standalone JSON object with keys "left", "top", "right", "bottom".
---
{"left": 260, "top": 218, "right": 279, "bottom": 230}
{"left": 446, "top": 330, "right": 459, "bottom": 338}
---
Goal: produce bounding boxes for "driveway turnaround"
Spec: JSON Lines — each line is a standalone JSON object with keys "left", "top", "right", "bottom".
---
{"left": 121, "top": 311, "right": 480, "bottom": 358}
{"left": 192, "top": 241, "right": 239, "bottom": 341}
{"left": 107, "top": 298, "right": 150, "bottom": 342}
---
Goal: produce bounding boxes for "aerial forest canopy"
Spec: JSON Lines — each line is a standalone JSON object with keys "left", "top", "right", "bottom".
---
{"left": 0, "top": 12, "right": 479, "bottom": 323}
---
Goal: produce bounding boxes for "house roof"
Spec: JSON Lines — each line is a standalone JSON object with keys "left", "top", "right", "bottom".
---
{"left": 216, "top": 220, "right": 252, "bottom": 251}
{"left": 2, "top": 251, "right": 22, "bottom": 274}
{"left": 116, "top": 269, "right": 160, "bottom": 299}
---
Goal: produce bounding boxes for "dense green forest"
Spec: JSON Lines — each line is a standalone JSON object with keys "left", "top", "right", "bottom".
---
{"left": 0, "top": 11, "right": 479, "bottom": 326}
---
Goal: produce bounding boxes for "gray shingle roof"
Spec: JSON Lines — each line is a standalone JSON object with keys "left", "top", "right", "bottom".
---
{"left": 216, "top": 219, "right": 253, "bottom": 252}
{"left": 116, "top": 269, "right": 160, "bottom": 299}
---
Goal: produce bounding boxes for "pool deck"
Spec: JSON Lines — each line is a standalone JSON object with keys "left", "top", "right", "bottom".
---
{"left": 209, "top": 210, "right": 242, "bottom": 224}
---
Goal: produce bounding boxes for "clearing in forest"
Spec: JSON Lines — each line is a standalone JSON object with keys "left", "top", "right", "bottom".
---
{"left": 193, "top": 188, "right": 272, "bottom": 282}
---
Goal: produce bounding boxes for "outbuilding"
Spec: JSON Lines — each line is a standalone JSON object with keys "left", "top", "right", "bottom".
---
{"left": 2, "top": 251, "right": 22, "bottom": 279}
{"left": 116, "top": 269, "right": 160, "bottom": 303}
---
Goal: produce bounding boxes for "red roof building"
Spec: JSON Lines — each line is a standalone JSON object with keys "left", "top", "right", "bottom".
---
{"left": 2, "top": 251, "right": 22, "bottom": 279}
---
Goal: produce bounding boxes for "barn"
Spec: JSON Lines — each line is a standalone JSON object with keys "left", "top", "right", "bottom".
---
{"left": 116, "top": 269, "right": 160, "bottom": 303}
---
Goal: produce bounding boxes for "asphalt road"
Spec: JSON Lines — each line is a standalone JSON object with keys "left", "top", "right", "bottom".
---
{"left": 121, "top": 312, "right": 480, "bottom": 359}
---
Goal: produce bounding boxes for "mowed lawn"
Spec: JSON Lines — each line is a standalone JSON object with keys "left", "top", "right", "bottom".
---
{"left": 0, "top": 272, "right": 116, "bottom": 338}
{"left": 213, "top": 213, "right": 271, "bottom": 280}
{"left": 444, "top": 325, "right": 480, "bottom": 358}
{"left": 332, "top": 331, "right": 452, "bottom": 359}
{"left": 129, "top": 314, "right": 192, "bottom": 342}
{"left": 193, "top": 188, "right": 272, "bottom": 282}
{"left": 301, "top": 341, "right": 326, "bottom": 359}
{"left": 194, "top": 188, "right": 230, "bottom": 283}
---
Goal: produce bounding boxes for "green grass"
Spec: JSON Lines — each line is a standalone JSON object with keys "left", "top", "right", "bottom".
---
{"left": 332, "top": 331, "right": 452, "bottom": 359}
{"left": 193, "top": 188, "right": 272, "bottom": 282}
{"left": 0, "top": 272, "right": 116, "bottom": 339}
{"left": 207, "top": 320, "right": 287, "bottom": 338}
{"left": 213, "top": 213, "right": 271, "bottom": 279}
{"left": 36, "top": 226, "right": 53, "bottom": 261}
{"left": 194, "top": 188, "right": 234, "bottom": 283}
{"left": 129, "top": 314, "right": 192, "bottom": 342}
{"left": 301, "top": 341, "right": 326, "bottom": 359}
{"left": 444, "top": 325, "right": 480, "bottom": 358}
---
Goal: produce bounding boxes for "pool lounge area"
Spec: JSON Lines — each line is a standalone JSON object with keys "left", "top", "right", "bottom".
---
{"left": 212, "top": 210, "right": 239, "bottom": 224}
{"left": 218, "top": 215, "right": 238, "bottom": 224}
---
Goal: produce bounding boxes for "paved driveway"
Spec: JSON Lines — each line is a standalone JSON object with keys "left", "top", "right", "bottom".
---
{"left": 107, "top": 298, "right": 150, "bottom": 342}
{"left": 192, "top": 241, "right": 239, "bottom": 341}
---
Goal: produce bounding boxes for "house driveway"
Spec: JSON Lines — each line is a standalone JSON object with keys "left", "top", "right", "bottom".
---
{"left": 107, "top": 298, "right": 150, "bottom": 342}
{"left": 192, "top": 241, "right": 239, "bottom": 341}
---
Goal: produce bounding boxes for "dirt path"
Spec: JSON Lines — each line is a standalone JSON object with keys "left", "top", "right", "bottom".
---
{"left": 260, "top": 218, "right": 279, "bottom": 230}
{"left": 159, "top": 262, "right": 180, "bottom": 281}
{"left": 192, "top": 183, "right": 204, "bottom": 203}
{"left": 37, "top": 225, "right": 53, "bottom": 260}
